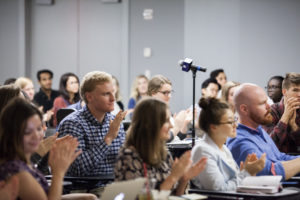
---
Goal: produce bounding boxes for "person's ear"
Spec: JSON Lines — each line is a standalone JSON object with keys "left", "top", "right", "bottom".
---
{"left": 202, "top": 88, "right": 207, "bottom": 97}
{"left": 282, "top": 88, "right": 287, "bottom": 96}
{"left": 85, "top": 92, "right": 92, "bottom": 103}
{"left": 210, "top": 124, "right": 217, "bottom": 131}
{"left": 239, "top": 104, "right": 248, "bottom": 115}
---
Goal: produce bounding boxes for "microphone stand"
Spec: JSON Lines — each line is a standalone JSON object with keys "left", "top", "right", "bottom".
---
{"left": 191, "top": 68, "right": 197, "bottom": 147}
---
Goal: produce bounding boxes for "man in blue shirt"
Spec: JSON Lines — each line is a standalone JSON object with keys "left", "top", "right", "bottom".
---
{"left": 227, "top": 83, "right": 300, "bottom": 180}
{"left": 58, "top": 71, "right": 127, "bottom": 187}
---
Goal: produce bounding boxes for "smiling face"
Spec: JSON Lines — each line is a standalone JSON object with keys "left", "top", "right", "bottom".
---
{"left": 151, "top": 83, "right": 172, "bottom": 104}
{"left": 159, "top": 109, "right": 173, "bottom": 141}
{"left": 66, "top": 76, "right": 79, "bottom": 94}
{"left": 23, "top": 114, "right": 44, "bottom": 155}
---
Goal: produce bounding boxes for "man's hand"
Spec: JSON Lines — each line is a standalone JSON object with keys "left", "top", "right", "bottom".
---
{"left": 281, "top": 97, "right": 300, "bottom": 124}
{"left": 105, "top": 110, "right": 127, "bottom": 145}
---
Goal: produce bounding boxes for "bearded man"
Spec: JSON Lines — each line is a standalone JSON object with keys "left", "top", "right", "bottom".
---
{"left": 227, "top": 83, "right": 300, "bottom": 180}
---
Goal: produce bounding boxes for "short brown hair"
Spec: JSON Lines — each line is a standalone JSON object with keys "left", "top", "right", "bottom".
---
{"left": 0, "top": 97, "right": 43, "bottom": 163}
{"left": 147, "top": 75, "right": 172, "bottom": 96}
{"left": 80, "top": 71, "right": 112, "bottom": 103}
{"left": 126, "top": 97, "right": 168, "bottom": 166}
{"left": 282, "top": 72, "right": 300, "bottom": 89}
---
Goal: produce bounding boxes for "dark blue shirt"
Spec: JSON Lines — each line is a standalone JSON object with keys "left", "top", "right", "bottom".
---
{"left": 227, "top": 123, "right": 299, "bottom": 180}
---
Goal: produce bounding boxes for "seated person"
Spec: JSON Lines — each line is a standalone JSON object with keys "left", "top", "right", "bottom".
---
{"left": 210, "top": 69, "right": 227, "bottom": 98}
{"left": 0, "top": 97, "right": 96, "bottom": 200}
{"left": 114, "top": 97, "right": 207, "bottom": 196}
{"left": 148, "top": 75, "right": 194, "bottom": 140}
{"left": 57, "top": 71, "right": 127, "bottom": 187}
{"left": 266, "top": 75, "right": 284, "bottom": 104}
{"left": 221, "top": 81, "right": 240, "bottom": 113}
{"left": 264, "top": 73, "right": 300, "bottom": 153}
{"left": 227, "top": 83, "right": 300, "bottom": 180}
{"left": 53, "top": 72, "right": 80, "bottom": 127}
{"left": 127, "top": 75, "right": 148, "bottom": 116}
{"left": 192, "top": 97, "right": 265, "bottom": 191}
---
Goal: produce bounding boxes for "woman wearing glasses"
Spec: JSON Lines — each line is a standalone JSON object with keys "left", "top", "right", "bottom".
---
{"left": 191, "top": 97, "right": 266, "bottom": 191}
{"left": 148, "top": 75, "right": 193, "bottom": 141}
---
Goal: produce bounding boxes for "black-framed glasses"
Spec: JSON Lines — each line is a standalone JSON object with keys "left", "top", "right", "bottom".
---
{"left": 158, "top": 90, "right": 174, "bottom": 96}
{"left": 218, "top": 117, "right": 238, "bottom": 126}
{"left": 265, "top": 85, "right": 281, "bottom": 90}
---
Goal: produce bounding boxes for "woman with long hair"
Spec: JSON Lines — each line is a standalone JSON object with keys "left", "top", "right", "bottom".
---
{"left": 115, "top": 98, "right": 207, "bottom": 196}
{"left": 53, "top": 72, "right": 80, "bottom": 127}
{"left": 0, "top": 97, "right": 96, "bottom": 200}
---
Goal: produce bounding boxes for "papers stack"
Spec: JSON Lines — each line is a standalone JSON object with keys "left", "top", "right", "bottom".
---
{"left": 237, "top": 176, "right": 282, "bottom": 194}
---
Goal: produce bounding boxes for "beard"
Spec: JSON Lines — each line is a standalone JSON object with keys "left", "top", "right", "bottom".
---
{"left": 249, "top": 109, "right": 273, "bottom": 126}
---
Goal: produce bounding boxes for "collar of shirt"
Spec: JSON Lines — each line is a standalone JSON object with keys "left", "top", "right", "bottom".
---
{"left": 237, "top": 123, "right": 268, "bottom": 143}
{"left": 82, "top": 105, "right": 112, "bottom": 126}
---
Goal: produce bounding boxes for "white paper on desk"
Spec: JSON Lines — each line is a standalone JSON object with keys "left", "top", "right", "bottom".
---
{"left": 181, "top": 193, "right": 207, "bottom": 200}
{"left": 237, "top": 175, "right": 282, "bottom": 194}
{"left": 241, "top": 175, "right": 282, "bottom": 187}
{"left": 167, "top": 140, "right": 192, "bottom": 145}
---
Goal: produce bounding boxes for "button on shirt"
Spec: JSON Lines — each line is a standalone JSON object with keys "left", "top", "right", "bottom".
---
{"left": 227, "top": 123, "right": 299, "bottom": 180}
{"left": 57, "top": 105, "right": 125, "bottom": 182}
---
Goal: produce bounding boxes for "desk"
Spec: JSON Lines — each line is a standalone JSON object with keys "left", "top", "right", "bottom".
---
{"left": 189, "top": 187, "right": 300, "bottom": 200}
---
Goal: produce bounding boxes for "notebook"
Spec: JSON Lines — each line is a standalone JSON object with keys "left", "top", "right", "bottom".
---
{"left": 101, "top": 178, "right": 146, "bottom": 200}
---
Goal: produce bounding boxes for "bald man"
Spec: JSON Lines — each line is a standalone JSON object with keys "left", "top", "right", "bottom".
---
{"left": 227, "top": 83, "right": 300, "bottom": 180}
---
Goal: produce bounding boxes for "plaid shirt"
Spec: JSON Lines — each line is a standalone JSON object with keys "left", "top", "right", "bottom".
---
{"left": 57, "top": 105, "right": 125, "bottom": 180}
{"left": 264, "top": 99, "right": 300, "bottom": 153}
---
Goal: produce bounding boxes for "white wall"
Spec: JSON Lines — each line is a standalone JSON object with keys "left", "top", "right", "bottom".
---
{"left": 1, "top": 0, "right": 300, "bottom": 111}
{"left": 183, "top": 0, "right": 300, "bottom": 108}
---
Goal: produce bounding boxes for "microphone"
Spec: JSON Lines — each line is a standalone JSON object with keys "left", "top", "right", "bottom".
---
{"left": 178, "top": 58, "right": 207, "bottom": 72}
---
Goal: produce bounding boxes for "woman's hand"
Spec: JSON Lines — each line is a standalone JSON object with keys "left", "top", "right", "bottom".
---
{"left": 170, "top": 151, "right": 193, "bottom": 182}
{"left": 36, "top": 132, "right": 58, "bottom": 157}
{"left": 182, "top": 157, "right": 207, "bottom": 181}
{"left": 48, "top": 135, "right": 81, "bottom": 177}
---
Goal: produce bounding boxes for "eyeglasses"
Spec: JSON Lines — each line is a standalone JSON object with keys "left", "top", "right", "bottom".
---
{"left": 158, "top": 90, "right": 174, "bottom": 96}
{"left": 265, "top": 85, "right": 281, "bottom": 90}
{"left": 218, "top": 117, "right": 238, "bottom": 126}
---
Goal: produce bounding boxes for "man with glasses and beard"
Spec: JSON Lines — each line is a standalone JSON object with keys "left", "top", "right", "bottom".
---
{"left": 227, "top": 83, "right": 300, "bottom": 181}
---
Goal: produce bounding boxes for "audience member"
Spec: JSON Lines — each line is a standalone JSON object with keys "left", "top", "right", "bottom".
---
{"left": 227, "top": 83, "right": 300, "bottom": 180}
{"left": 266, "top": 76, "right": 284, "bottom": 104}
{"left": 34, "top": 69, "right": 59, "bottom": 115}
{"left": 210, "top": 69, "right": 227, "bottom": 97}
{"left": 53, "top": 72, "right": 80, "bottom": 127}
{"left": 115, "top": 97, "right": 207, "bottom": 195}
{"left": 148, "top": 75, "right": 193, "bottom": 140}
{"left": 15, "top": 77, "right": 35, "bottom": 101}
{"left": 0, "top": 85, "right": 23, "bottom": 112}
{"left": 128, "top": 75, "right": 148, "bottom": 114}
{"left": 221, "top": 81, "right": 240, "bottom": 113}
{"left": 111, "top": 75, "right": 124, "bottom": 115}
{"left": 192, "top": 97, "right": 265, "bottom": 191}
{"left": 264, "top": 73, "right": 300, "bottom": 153}
{"left": 0, "top": 97, "right": 96, "bottom": 200}
{"left": 3, "top": 78, "right": 16, "bottom": 85}
{"left": 57, "top": 71, "right": 127, "bottom": 192}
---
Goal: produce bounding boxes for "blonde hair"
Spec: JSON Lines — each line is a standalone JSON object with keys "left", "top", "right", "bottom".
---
{"left": 130, "top": 75, "right": 148, "bottom": 101}
{"left": 15, "top": 77, "right": 33, "bottom": 90}
{"left": 147, "top": 75, "right": 172, "bottom": 96}
{"left": 80, "top": 71, "right": 112, "bottom": 103}
{"left": 221, "top": 81, "right": 240, "bottom": 102}
{"left": 126, "top": 97, "right": 168, "bottom": 166}
{"left": 112, "top": 76, "right": 122, "bottom": 101}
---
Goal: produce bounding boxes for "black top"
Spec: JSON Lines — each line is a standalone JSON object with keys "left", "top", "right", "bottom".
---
{"left": 34, "top": 88, "right": 60, "bottom": 113}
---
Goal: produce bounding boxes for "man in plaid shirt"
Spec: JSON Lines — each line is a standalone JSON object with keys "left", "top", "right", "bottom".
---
{"left": 57, "top": 71, "right": 127, "bottom": 187}
{"left": 264, "top": 73, "right": 300, "bottom": 153}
